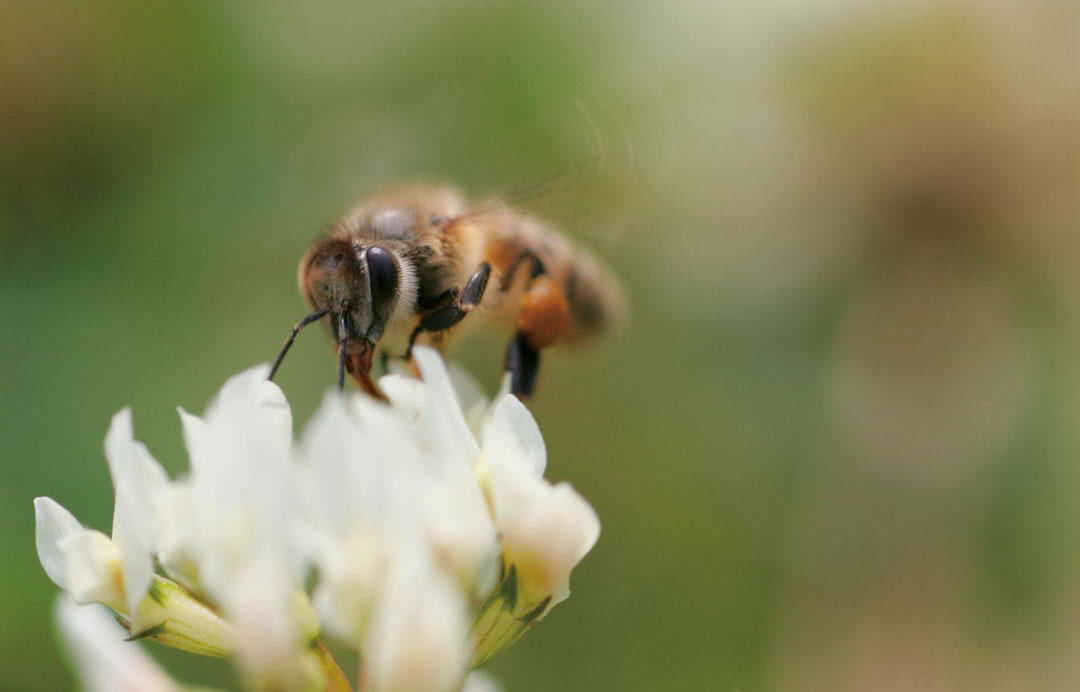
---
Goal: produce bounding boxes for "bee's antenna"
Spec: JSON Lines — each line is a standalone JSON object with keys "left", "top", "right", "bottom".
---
{"left": 268, "top": 308, "right": 330, "bottom": 381}
{"left": 337, "top": 312, "right": 348, "bottom": 392}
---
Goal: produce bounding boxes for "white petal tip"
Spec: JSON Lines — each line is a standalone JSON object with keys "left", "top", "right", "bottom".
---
{"left": 35, "top": 497, "right": 83, "bottom": 590}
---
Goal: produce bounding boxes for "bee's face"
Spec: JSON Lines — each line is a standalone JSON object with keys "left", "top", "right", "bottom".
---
{"left": 300, "top": 236, "right": 403, "bottom": 345}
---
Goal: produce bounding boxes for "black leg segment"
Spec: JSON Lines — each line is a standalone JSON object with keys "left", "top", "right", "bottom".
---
{"left": 405, "top": 263, "right": 491, "bottom": 358}
{"left": 499, "top": 250, "right": 546, "bottom": 291}
{"left": 417, "top": 286, "right": 459, "bottom": 313}
{"left": 269, "top": 308, "right": 330, "bottom": 381}
{"left": 461, "top": 262, "right": 492, "bottom": 305}
{"left": 337, "top": 312, "right": 348, "bottom": 392}
{"left": 504, "top": 331, "right": 540, "bottom": 397}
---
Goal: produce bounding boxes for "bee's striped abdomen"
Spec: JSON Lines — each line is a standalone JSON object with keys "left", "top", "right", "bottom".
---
{"left": 480, "top": 210, "right": 624, "bottom": 347}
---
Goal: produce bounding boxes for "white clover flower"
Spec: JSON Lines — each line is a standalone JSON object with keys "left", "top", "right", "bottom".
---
{"left": 379, "top": 349, "right": 501, "bottom": 601}
{"left": 362, "top": 347, "right": 600, "bottom": 667}
{"left": 155, "top": 479, "right": 200, "bottom": 591}
{"left": 35, "top": 410, "right": 166, "bottom": 625}
{"left": 300, "top": 389, "right": 423, "bottom": 643}
{"left": 462, "top": 671, "right": 502, "bottom": 692}
{"left": 55, "top": 596, "right": 184, "bottom": 692}
{"left": 483, "top": 457, "right": 600, "bottom": 614}
{"left": 445, "top": 362, "right": 503, "bottom": 436}
{"left": 399, "top": 353, "right": 600, "bottom": 665}
{"left": 35, "top": 349, "right": 600, "bottom": 692}
{"left": 481, "top": 395, "right": 599, "bottom": 611}
{"left": 300, "top": 360, "right": 486, "bottom": 691}
{"left": 35, "top": 496, "right": 126, "bottom": 614}
{"left": 104, "top": 409, "right": 170, "bottom": 623}
{"left": 363, "top": 548, "right": 470, "bottom": 692}
{"left": 178, "top": 365, "right": 319, "bottom": 690}
{"left": 35, "top": 412, "right": 230, "bottom": 657}
{"left": 35, "top": 436, "right": 232, "bottom": 658}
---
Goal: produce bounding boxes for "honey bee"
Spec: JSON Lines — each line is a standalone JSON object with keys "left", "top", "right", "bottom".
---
{"left": 268, "top": 183, "right": 624, "bottom": 398}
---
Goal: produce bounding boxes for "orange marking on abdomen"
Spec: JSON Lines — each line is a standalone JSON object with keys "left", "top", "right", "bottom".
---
{"left": 517, "top": 276, "right": 572, "bottom": 349}
{"left": 484, "top": 236, "right": 525, "bottom": 274}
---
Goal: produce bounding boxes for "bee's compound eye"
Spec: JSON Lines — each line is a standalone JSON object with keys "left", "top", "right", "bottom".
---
{"left": 365, "top": 246, "right": 398, "bottom": 296}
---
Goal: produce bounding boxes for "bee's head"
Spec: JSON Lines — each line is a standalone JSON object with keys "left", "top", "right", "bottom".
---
{"left": 299, "top": 235, "right": 410, "bottom": 346}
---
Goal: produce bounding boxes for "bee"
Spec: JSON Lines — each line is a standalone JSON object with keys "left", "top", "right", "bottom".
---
{"left": 268, "top": 183, "right": 624, "bottom": 398}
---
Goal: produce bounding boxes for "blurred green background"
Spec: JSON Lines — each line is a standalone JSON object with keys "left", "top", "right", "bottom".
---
{"left": 3, "top": 1, "right": 1079, "bottom": 690}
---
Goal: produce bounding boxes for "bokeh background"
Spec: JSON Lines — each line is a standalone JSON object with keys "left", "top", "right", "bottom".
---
{"left": 3, "top": 1, "right": 1079, "bottom": 690}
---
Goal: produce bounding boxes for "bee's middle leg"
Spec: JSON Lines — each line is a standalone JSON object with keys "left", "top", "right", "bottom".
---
{"left": 405, "top": 262, "right": 491, "bottom": 359}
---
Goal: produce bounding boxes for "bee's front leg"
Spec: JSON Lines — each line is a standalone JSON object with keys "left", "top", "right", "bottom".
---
{"left": 336, "top": 312, "right": 348, "bottom": 392}
{"left": 404, "top": 263, "right": 491, "bottom": 359}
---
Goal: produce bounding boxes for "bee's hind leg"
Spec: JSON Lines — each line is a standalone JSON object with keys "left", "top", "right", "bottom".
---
{"left": 507, "top": 274, "right": 573, "bottom": 399}
{"left": 404, "top": 263, "right": 491, "bottom": 359}
{"left": 505, "top": 331, "right": 541, "bottom": 397}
